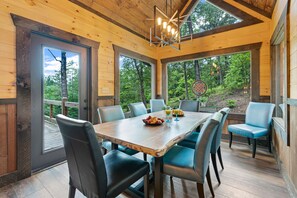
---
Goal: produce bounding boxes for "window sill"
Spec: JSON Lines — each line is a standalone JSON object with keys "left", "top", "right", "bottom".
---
{"left": 272, "top": 117, "right": 287, "bottom": 143}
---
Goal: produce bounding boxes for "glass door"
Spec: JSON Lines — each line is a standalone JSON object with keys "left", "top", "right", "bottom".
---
{"left": 31, "top": 34, "right": 88, "bottom": 171}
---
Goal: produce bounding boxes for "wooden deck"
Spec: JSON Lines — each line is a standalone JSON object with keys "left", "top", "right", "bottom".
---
{"left": 44, "top": 121, "right": 63, "bottom": 151}
{"left": 0, "top": 142, "right": 291, "bottom": 198}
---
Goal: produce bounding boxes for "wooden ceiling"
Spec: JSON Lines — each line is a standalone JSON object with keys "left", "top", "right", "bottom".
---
{"left": 234, "top": 0, "right": 277, "bottom": 18}
{"left": 70, "top": 0, "right": 277, "bottom": 41}
{"left": 70, "top": 0, "right": 196, "bottom": 40}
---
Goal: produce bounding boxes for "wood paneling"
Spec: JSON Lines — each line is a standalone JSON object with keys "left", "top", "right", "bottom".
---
{"left": 234, "top": 0, "right": 277, "bottom": 18}
{"left": 0, "top": 103, "right": 16, "bottom": 176}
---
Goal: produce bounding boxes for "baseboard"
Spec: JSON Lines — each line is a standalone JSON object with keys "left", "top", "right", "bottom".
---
{"left": 272, "top": 146, "right": 297, "bottom": 198}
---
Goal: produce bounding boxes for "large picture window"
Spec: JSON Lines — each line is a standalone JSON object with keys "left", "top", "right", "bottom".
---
{"left": 167, "top": 52, "right": 251, "bottom": 113}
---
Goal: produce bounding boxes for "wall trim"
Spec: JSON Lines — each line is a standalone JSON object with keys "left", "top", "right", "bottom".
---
{"left": 0, "top": 99, "right": 16, "bottom": 104}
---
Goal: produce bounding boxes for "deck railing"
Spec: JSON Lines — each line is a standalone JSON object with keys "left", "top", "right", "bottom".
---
{"left": 44, "top": 97, "right": 79, "bottom": 118}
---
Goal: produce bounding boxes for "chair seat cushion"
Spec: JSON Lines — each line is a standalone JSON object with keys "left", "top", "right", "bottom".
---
{"left": 104, "top": 150, "right": 149, "bottom": 198}
{"left": 162, "top": 146, "right": 198, "bottom": 182}
{"left": 228, "top": 124, "right": 268, "bottom": 139}
{"left": 177, "top": 132, "right": 200, "bottom": 149}
{"left": 102, "top": 141, "right": 139, "bottom": 155}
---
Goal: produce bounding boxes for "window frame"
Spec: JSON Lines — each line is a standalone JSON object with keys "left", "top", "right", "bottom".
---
{"left": 113, "top": 45, "right": 157, "bottom": 105}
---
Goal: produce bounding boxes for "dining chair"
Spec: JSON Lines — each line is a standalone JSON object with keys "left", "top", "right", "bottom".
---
{"left": 160, "top": 112, "right": 222, "bottom": 198}
{"left": 228, "top": 102, "right": 275, "bottom": 158}
{"left": 178, "top": 108, "right": 230, "bottom": 184}
{"left": 129, "top": 102, "right": 148, "bottom": 117}
{"left": 179, "top": 100, "right": 200, "bottom": 112}
{"left": 56, "top": 114, "right": 150, "bottom": 198}
{"left": 150, "top": 99, "right": 166, "bottom": 112}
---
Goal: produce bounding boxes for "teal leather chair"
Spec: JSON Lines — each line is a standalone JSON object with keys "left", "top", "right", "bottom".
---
{"left": 178, "top": 108, "right": 230, "bottom": 184}
{"left": 161, "top": 112, "right": 222, "bottom": 198}
{"left": 228, "top": 102, "right": 275, "bottom": 158}
{"left": 150, "top": 99, "right": 166, "bottom": 112}
{"left": 56, "top": 115, "right": 149, "bottom": 198}
{"left": 179, "top": 100, "right": 200, "bottom": 112}
{"left": 129, "top": 102, "right": 148, "bottom": 117}
{"left": 98, "top": 105, "right": 139, "bottom": 156}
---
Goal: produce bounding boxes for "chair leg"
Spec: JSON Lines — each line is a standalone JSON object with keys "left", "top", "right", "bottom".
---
{"left": 268, "top": 134, "right": 272, "bottom": 153}
{"left": 252, "top": 139, "right": 257, "bottom": 158}
{"left": 143, "top": 153, "right": 147, "bottom": 161}
{"left": 68, "top": 185, "right": 76, "bottom": 198}
{"left": 229, "top": 132, "right": 233, "bottom": 148}
{"left": 247, "top": 138, "right": 251, "bottom": 145}
{"left": 206, "top": 166, "right": 215, "bottom": 197}
{"left": 217, "top": 146, "right": 224, "bottom": 169}
{"left": 196, "top": 183, "right": 205, "bottom": 198}
{"left": 211, "top": 153, "right": 221, "bottom": 184}
{"left": 144, "top": 172, "right": 149, "bottom": 198}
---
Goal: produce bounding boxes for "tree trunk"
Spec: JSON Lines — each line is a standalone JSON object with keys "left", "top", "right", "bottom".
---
{"left": 61, "top": 51, "right": 68, "bottom": 98}
{"left": 194, "top": 60, "right": 201, "bottom": 80}
{"left": 134, "top": 59, "right": 147, "bottom": 107}
{"left": 183, "top": 62, "right": 189, "bottom": 100}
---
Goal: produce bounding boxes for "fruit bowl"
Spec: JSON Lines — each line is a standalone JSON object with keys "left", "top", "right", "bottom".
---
{"left": 142, "top": 116, "right": 164, "bottom": 125}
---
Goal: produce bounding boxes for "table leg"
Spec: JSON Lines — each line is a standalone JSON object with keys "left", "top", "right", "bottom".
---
{"left": 154, "top": 157, "right": 163, "bottom": 198}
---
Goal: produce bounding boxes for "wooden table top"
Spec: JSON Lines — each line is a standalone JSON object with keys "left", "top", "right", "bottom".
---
{"left": 93, "top": 111, "right": 212, "bottom": 157}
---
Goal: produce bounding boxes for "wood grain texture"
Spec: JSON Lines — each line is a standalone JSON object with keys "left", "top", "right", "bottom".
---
{"left": 234, "top": 0, "right": 277, "bottom": 18}
{"left": 94, "top": 111, "right": 211, "bottom": 157}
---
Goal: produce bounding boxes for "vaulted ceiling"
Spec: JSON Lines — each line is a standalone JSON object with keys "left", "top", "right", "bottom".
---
{"left": 70, "top": 0, "right": 277, "bottom": 40}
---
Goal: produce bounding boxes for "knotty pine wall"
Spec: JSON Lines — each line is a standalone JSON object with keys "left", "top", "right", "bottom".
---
{"left": 271, "top": 0, "right": 297, "bottom": 194}
{"left": 156, "top": 0, "right": 272, "bottom": 96}
{"left": 0, "top": 0, "right": 157, "bottom": 99}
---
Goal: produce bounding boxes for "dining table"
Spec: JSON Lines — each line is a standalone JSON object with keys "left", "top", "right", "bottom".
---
{"left": 93, "top": 111, "right": 212, "bottom": 198}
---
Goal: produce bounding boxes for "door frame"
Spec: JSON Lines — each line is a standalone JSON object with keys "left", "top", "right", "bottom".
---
{"left": 11, "top": 14, "right": 99, "bottom": 180}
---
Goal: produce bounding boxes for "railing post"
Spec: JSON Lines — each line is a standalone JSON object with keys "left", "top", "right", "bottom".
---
{"left": 62, "top": 97, "right": 68, "bottom": 116}
{"left": 50, "top": 104, "right": 53, "bottom": 119}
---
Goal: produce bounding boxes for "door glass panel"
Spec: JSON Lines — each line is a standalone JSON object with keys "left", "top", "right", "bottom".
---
{"left": 43, "top": 46, "right": 80, "bottom": 152}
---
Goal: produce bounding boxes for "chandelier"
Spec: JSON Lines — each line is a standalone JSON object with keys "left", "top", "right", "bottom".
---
{"left": 149, "top": 0, "right": 181, "bottom": 50}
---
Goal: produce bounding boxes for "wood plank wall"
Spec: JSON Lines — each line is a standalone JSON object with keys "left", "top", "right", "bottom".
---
{"left": 0, "top": 104, "right": 16, "bottom": 176}
{"left": 271, "top": 0, "right": 297, "bottom": 195}
{"left": 156, "top": 0, "right": 272, "bottom": 97}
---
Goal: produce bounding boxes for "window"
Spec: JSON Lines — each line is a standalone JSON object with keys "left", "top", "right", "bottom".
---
{"left": 181, "top": 0, "right": 241, "bottom": 38}
{"left": 119, "top": 55, "right": 152, "bottom": 111}
{"left": 167, "top": 52, "right": 250, "bottom": 113}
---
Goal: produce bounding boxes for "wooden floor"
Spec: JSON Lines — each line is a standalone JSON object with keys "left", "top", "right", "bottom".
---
{"left": 0, "top": 142, "right": 291, "bottom": 198}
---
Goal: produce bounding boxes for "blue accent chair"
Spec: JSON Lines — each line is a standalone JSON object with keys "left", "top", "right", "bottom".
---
{"left": 228, "top": 102, "right": 275, "bottom": 158}
{"left": 129, "top": 102, "right": 148, "bottom": 117}
{"left": 179, "top": 100, "right": 200, "bottom": 112}
{"left": 150, "top": 99, "right": 166, "bottom": 112}
{"left": 178, "top": 108, "right": 230, "bottom": 184}
{"left": 97, "top": 105, "right": 139, "bottom": 156}
{"left": 160, "top": 112, "right": 223, "bottom": 197}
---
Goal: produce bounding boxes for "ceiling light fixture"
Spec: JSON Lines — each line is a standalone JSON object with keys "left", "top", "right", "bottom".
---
{"left": 150, "top": 0, "right": 181, "bottom": 50}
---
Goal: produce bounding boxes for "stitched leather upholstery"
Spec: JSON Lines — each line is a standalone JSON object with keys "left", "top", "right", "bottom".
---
{"left": 56, "top": 115, "right": 149, "bottom": 198}
{"left": 150, "top": 99, "right": 166, "bottom": 112}
{"left": 128, "top": 102, "right": 147, "bottom": 117}
{"left": 179, "top": 100, "right": 200, "bottom": 112}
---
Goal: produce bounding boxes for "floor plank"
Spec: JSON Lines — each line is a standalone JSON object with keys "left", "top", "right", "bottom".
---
{"left": 0, "top": 142, "right": 291, "bottom": 198}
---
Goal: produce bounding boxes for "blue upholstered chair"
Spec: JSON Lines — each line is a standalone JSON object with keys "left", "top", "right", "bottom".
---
{"left": 178, "top": 108, "right": 230, "bottom": 184}
{"left": 150, "top": 99, "right": 166, "bottom": 112}
{"left": 129, "top": 102, "right": 148, "bottom": 117}
{"left": 97, "top": 105, "right": 139, "bottom": 156}
{"left": 228, "top": 102, "right": 275, "bottom": 158}
{"left": 56, "top": 115, "right": 149, "bottom": 198}
{"left": 179, "top": 100, "right": 200, "bottom": 112}
{"left": 161, "top": 112, "right": 222, "bottom": 197}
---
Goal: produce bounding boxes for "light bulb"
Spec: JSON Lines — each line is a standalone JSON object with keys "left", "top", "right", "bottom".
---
{"left": 171, "top": 28, "right": 175, "bottom": 35}
{"left": 157, "top": 17, "right": 162, "bottom": 26}
{"left": 167, "top": 25, "right": 171, "bottom": 33}
{"left": 163, "top": 21, "right": 167, "bottom": 29}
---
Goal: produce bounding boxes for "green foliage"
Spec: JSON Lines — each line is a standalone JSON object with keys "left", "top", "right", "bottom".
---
{"left": 227, "top": 99, "right": 237, "bottom": 108}
{"left": 199, "top": 96, "right": 208, "bottom": 103}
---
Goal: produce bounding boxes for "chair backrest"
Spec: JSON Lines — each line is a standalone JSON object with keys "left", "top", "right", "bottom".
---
{"left": 194, "top": 112, "right": 222, "bottom": 183}
{"left": 245, "top": 102, "right": 275, "bottom": 129}
{"left": 179, "top": 100, "right": 199, "bottom": 112}
{"left": 150, "top": 99, "right": 166, "bottom": 113}
{"left": 56, "top": 115, "right": 107, "bottom": 198}
{"left": 97, "top": 105, "right": 125, "bottom": 123}
{"left": 129, "top": 102, "right": 147, "bottom": 117}
{"left": 211, "top": 107, "right": 231, "bottom": 154}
